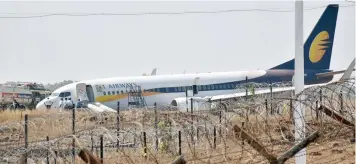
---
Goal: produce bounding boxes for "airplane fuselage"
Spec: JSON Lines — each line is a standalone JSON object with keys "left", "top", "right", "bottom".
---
{"left": 36, "top": 69, "right": 332, "bottom": 110}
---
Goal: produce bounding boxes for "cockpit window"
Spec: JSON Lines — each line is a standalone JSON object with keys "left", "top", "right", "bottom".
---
{"left": 57, "top": 92, "right": 71, "bottom": 97}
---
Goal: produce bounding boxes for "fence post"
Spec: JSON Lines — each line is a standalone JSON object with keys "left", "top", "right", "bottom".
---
{"left": 134, "top": 127, "right": 137, "bottom": 146}
{"left": 219, "top": 111, "right": 222, "bottom": 141}
{"left": 117, "top": 102, "right": 120, "bottom": 151}
{"left": 265, "top": 99, "right": 268, "bottom": 117}
{"left": 91, "top": 133, "right": 94, "bottom": 152}
{"left": 289, "top": 99, "right": 293, "bottom": 121}
{"left": 269, "top": 81, "right": 273, "bottom": 115}
{"left": 72, "top": 107, "right": 75, "bottom": 163}
{"left": 100, "top": 135, "right": 104, "bottom": 163}
{"left": 245, "top": 76, "right": 248, "bottom": 100}
{"left": 241, "top": 122, "right": 245, "bottom": 145}
{"left": 319, "top": 89, "right": 322, "bottom": 104}
{"left": 25, "top": 114, "right": 28, "bottom": 164}
{"left": 46, "top": 136, "right": 49, "bottom": 164}
{"left": 340, "top": 91, "right": 343, "bottom": 114}
{"left": 178, "top": 131, "right": 182, "bottom": 155}
{"left": 154, "top": 102, "right": 158, "bottom": 151}
{"left": 190, "top": 98, "right": 194, "bottom": 146}
{"left": 143, "top": 132, "right": 147, "bottom": 159}
{"left": 196, "top": 126, "right": 199, "bottom": 143}
{"left": 316, "top": 100, "right": 319, "bottom": 120}
{"left": 213, "top": 127, "right": 216, "bottom": 149}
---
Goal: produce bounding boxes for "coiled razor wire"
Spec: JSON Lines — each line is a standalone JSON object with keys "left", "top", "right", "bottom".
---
{"left": 0, "top": 78, "right": 354, "bottom": 163}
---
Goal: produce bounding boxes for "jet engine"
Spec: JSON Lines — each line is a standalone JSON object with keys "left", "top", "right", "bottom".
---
{"left": 170, "top": 97, "right": 212, "bottom": 112}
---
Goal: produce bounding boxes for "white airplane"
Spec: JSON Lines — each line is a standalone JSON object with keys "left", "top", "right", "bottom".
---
{"left": 36, "top": 4, "right": 350, "bottom": 112}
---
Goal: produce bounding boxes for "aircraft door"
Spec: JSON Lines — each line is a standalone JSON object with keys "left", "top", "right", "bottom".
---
{"left": 76, "top": 83, "right": 89, "bottom": 101}
{"left": 86, "top": 85, "right": 95, "bottom": 102}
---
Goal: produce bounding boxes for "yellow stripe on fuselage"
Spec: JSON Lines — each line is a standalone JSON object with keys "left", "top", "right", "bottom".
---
{"left": 95, "top": 92, "right": 162, "bottom": 103}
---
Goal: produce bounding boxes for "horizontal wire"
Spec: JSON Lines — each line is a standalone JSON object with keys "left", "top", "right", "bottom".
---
{"left": 0, "top": 4, "right": 353, "bottom": 19}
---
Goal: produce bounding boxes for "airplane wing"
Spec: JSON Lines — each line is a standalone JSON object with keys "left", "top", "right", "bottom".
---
{"left": 315, "top": 59, "right": 355, "bottom": 79}
{"left": 340, "top": 58, "right": 355, "bottom": 81}
{"left": 208, "top": 83, "right": 324, "bottom": 101}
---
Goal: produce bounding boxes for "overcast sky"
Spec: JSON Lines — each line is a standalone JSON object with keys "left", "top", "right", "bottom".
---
{"left": 0, "top": 1, "right": 354, "bottom": 84}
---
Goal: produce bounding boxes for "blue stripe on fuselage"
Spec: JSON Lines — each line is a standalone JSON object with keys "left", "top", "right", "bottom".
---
{"left": 144, "top": 69, "right": 332, "bottom": 93}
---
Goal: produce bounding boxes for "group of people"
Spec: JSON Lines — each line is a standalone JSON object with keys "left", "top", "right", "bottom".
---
{"left": 43, "top": 98, "right": 85, "bottom": 110}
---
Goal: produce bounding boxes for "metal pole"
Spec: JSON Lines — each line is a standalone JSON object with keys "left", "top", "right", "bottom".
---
{"left": 294, "top": 1, "right": 306, "bottom": 163}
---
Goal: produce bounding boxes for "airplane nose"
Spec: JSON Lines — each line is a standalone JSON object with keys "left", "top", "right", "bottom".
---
{"left": 36, "top": 100, "right": 46, "bottom": 109}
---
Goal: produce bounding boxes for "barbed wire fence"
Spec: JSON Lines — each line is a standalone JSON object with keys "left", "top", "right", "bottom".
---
{"left": 0, "top": 78, "right": 354, "bottom": 164}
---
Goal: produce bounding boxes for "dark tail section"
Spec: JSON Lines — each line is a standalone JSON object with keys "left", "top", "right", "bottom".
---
{"left": 270, "top": 4, "right": 339, "bottom": 70}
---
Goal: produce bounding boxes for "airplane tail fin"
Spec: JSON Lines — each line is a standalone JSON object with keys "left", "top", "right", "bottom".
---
{"left": 151, "top": 68, "right": 157, "bottom": 76}
{"left": 270, "top": 4, "right": 339, "bottom": 70}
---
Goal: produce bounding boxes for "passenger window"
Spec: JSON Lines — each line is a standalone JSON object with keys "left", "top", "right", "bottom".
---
{"left": 103, "top": 92, "right": 106, "bottom": 95}
{"left": 207, "top": 85, "right": 210, "bottom": 90}
{"left": 211, "top": 85, "right": 214, "bottom": 90}
{"left": 108, "top": 92, "right": 111, "bottom": 95}
{"left": 121, "top": 91, "right": 124, "bottom": 94}
{"left": 174, "top": 87, "right": 177, "bottom": 92}
{"left": 166, "top": 88, "right": 169, "bottom": 92}
{"left": 59, "top": 92, "right": 64, "bottom": 97}
{"left": 117, "top": 91, "right": 120, "bottom": 95}
{"left": 64, "top": 92, "right": 71, "bottom": 97}
{"left": 112, "top": 91, "right": 115, "bottom": 95}
{"left": 219, "top": 85, "right": 223, "bottom": 89}
{"left": 223, "top": 84, "right": 226, "bottom": 89}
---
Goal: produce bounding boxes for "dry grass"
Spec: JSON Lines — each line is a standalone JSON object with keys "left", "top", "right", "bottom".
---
{"left": 0, "top": 109, "right": 52, "bottom": 124}
{"left": 0, "top": 77, "right": 354, "bottom": 164}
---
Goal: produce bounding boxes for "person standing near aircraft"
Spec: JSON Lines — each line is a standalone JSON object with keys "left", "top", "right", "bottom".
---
{"left": 76, "top": 99, "right": 82, "bottom": 109}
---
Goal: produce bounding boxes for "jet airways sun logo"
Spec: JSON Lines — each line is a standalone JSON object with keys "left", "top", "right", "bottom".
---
{"left": 309, "top": 31, "right": 330, "bottom": 63}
